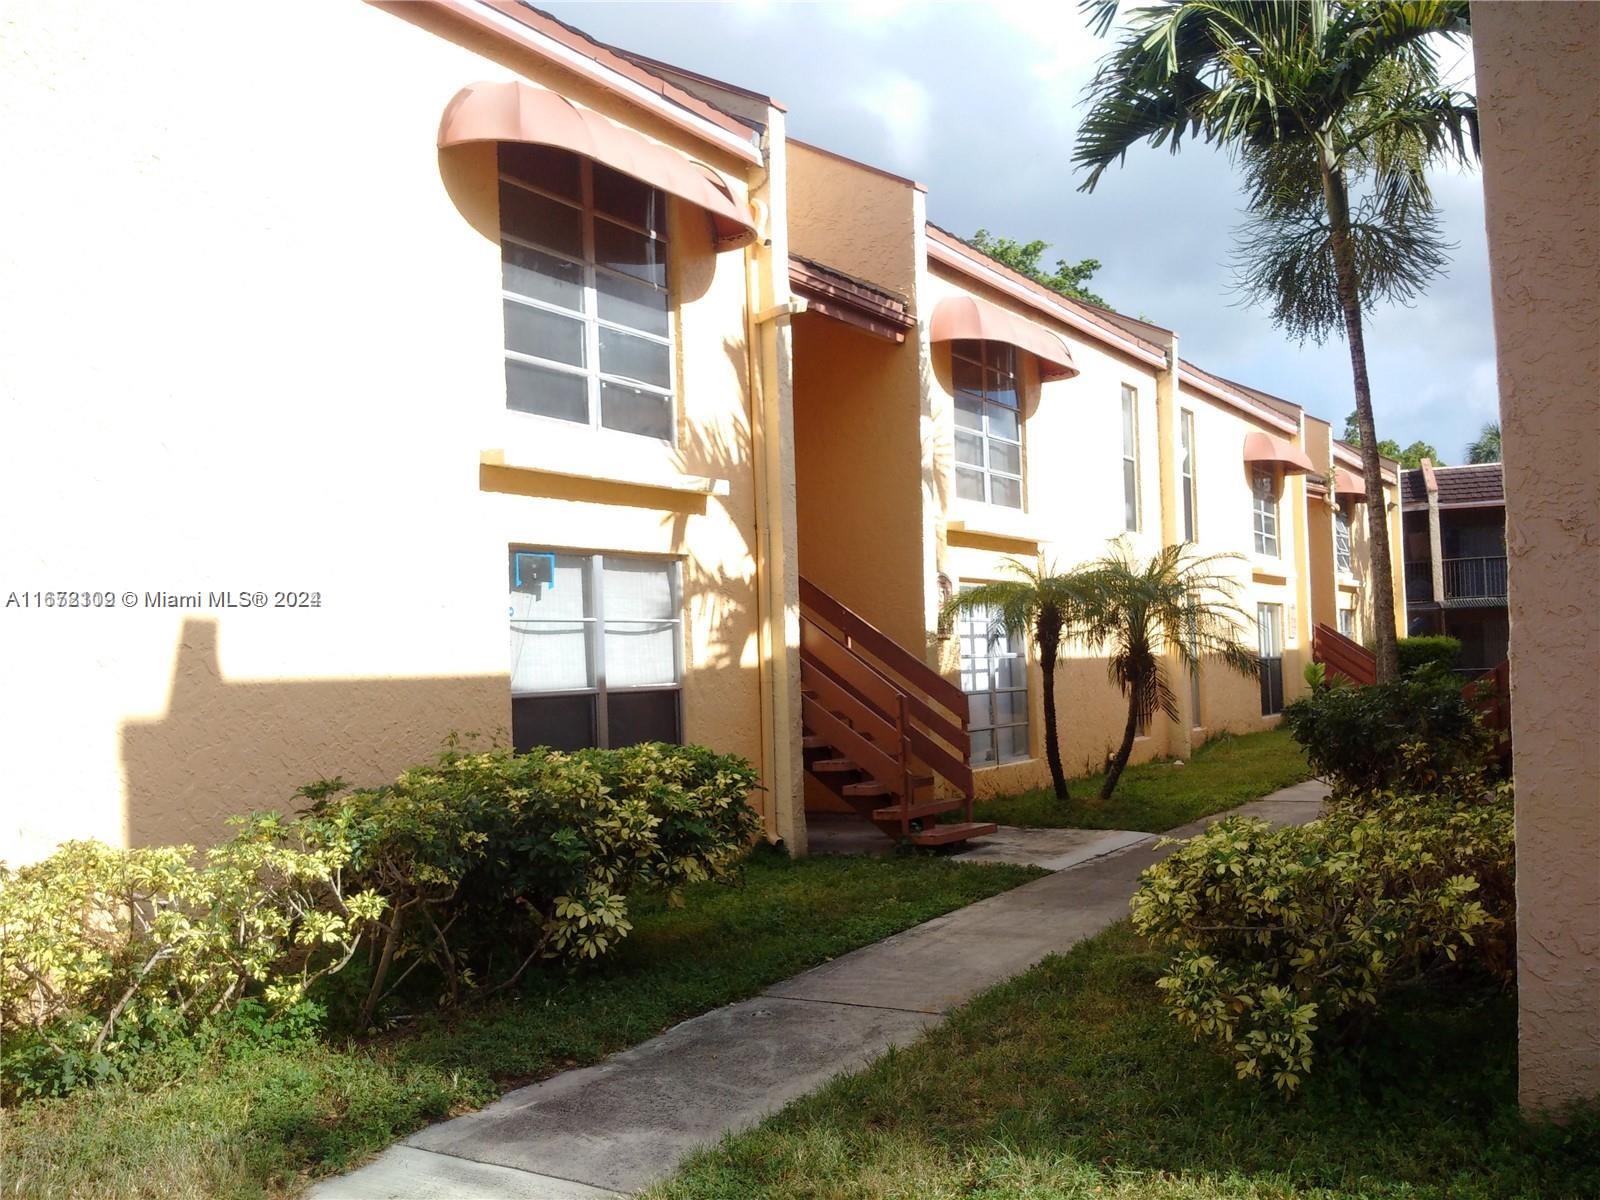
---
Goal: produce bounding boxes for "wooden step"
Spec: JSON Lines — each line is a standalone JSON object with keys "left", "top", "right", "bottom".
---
{"left": 811, "top": 757, "right": 858, "bottom": 774}
{"left": 841, "top": 781, "right": 891, "bottom": 798}
{"left": 871, "top": 797, "right": 964, "bottom": 822}
{"left": 908, "top": 821, "right": 998, "bottom": 847}
{"left": 801, "top": 735, "right": 829, "bottom": 750}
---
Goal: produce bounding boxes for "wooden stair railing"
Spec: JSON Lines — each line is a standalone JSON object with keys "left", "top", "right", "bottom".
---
{"left": 1311, "top": 632, "right": 1513, "bottom": 771}
{"left": 1312, "top": 623, "right": 1377, "bottom": 686}
{"left": 1462, "top": 660, "right": 1513, "bottom": 771}
{"left": 798, "top": 576, "right": 993, "bottom": 848}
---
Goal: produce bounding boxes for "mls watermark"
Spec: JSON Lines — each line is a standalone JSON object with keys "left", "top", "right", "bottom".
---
{"left": 5, "top": 590, "right": 324, "bottom": 610}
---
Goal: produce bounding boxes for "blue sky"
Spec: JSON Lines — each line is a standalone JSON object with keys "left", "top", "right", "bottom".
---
{"left": 541, "top": 0, "right": 1498, "bottom": 462}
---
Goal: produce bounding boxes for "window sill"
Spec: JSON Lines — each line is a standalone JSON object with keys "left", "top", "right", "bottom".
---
{"left": 947, "top": 507, "right": 1046, "bottom": 546}
{"left": 480, "top": 448, "right": 730, "bottom": 497}
{"left": 1251, "top": 561, "right": 1289, "bottom": 585}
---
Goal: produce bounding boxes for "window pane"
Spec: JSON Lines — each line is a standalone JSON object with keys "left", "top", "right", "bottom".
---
{"left": 504, "top": 300, "right": 586, "bottom": 367}
{"left": 513, "top": 694, "right": 596, "bottom": 753}
{"left": 599, "top": 381, "right": 672, "bottom": 440}
{"left": 999, "top": 724, "right": 1029, "bottom": 761}
{"left": 509, "top": 617, "right": 592, "bottom": 692}
{"left": 968, "top": 692, "right": 992, "bottom": 729}
{"left": 991, "top": 475, "right": 1022, "bottom": 509}
{"left": 1123, "top": 459, "right": 1139, "bottom": 530}
{"left": 506, "top": 358, "right": 589, "bottom": 423}
{"left": 607, "top": 689, "right": 681, "bottom": 747}
{"left": 595, "top": 218, "right": 666, "bottom": 286}
{"left": 592, "top": 164, "right": 663, "bottom": 233}
{"left": 499, "top": 181, "right": 583, "bottom": 258}
{"left": 599, "top": 326, "right": 671, "bottom": 389}
{"left": 602, "top": 558, "right": 674, "bottom": 621}
{"left": 955, "top": 430, "right": 984, "bottom": 467}
{"left": 511, "top": 551, "right": 589, "bottom": 619}
{"left": 997, "top": 657, "right": 1027, "bottom": 689}
{"left": 605, "top": 623, "right": 678, "bottom": 687}
{"left": 986, "top": 404, "right": 1019, "bottom": 442}
{"left": 993, "top": 690, "right": 1026, "bottom": 725}
{"left": 956, "top": 467, "right": 986, "bottom": 502}
{"left": 952, "top": 354, "right": 983, "bottom": 398}
{"left": 970, "top": 729, "right": 995, "bottom": 766}
{"left": 955, "top": 392, "right": 982, "bottom": 431}
{"left": 986, "top": 367, "right": 1018, "bottom": 410}
{"left": 988, "top": 440, "right": 1021, "bottom": 475}
{"left": 499, "top": 143, "right": 580, "bottom": 201}
{"left": 596, "top": 270, "right": 669, "bottom": 337}
{"left": 503, "top": 242, "right": 583, "bottom": 312}
{"left": 1121, "top": 387, "right": 1136, "bottom": 452}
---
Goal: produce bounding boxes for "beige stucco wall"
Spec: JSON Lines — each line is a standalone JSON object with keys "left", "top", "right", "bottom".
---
{"left": 0, "top": 1, "right": 784, "bottom": 860}
{"left": 1473, "top": 0, "right": 1600, "bottom": 1111}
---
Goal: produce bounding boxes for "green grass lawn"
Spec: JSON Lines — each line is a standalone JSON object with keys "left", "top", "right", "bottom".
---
{"left": 972, "top": 726, "right": 1313, "bottom": 832}
{"left": 1, "top": 850, "right": 1041, "bottom": 1200}
{"left": 650, "top": 922, "right": 1600, "bottom": 1200}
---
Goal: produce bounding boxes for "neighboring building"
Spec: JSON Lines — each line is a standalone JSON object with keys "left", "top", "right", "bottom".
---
{"left": 1401, "top": 461, "right": 1509, "bottom": 673}
{"left": 1, "top": 0, "right": 1402, "bottom": 863}
{"left": 1474, "top": 0, "right": 1599, "bottom": 1112}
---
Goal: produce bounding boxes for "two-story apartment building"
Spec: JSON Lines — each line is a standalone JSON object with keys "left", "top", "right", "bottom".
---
{"left": 1, "top": 0, "right": 1402, "bottom": 861}
{"left": 1402, "top": 461, "right": 1509, "bottom": 673}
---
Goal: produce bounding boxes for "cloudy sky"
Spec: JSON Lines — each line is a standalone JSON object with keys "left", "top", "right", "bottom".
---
{"left": 542, "top": 0, "right": 1497, "bottom": 462}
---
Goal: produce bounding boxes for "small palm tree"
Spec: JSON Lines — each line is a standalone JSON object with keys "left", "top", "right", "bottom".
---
{"left": 1075, "top": 1, "right": 1477, "bottom": 682}
{"left": 1466, "top": 420, "right": 1501, "bottom": 464}
{"left": 940, "top": 560, "right": 1096, "bottom": 802}
{"left": 1080, "top": 544, "right": 1260, "bottom": 799}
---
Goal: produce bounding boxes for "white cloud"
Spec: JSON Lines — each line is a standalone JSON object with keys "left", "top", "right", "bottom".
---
{"left": 849, "top": 71, "right": 933, "bottom": 171}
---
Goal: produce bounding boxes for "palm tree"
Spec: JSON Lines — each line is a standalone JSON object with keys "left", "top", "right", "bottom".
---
{"left": 1466, "top": 420, "right": 1501, "bottom": 464}
{"left": 939, "top": 560, "right": 1096, "bottom": 801}
{"left": 1075, "top": 1, "right": 1477, "bottom": 682}
{"left": 1079, "top": 544, "right": 1260, "bottom": 799}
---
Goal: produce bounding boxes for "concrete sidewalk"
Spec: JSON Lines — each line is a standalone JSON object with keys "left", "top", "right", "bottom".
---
{"left": 309, "top": 780, "right": 1327, "bottom": 1200}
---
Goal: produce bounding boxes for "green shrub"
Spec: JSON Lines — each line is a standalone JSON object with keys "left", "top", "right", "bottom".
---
{"left": 0, "top": 816, "right": 383, "bottom": 1101}
{"left": 1282, "top": 672, "right": 1490, "bottom": 792}
{"left": 1, "top": 742, "right": 760, "bottom": 1100}
{"left": 1130, "top": 776, "right": 1514, "bottom": 1093}
{"left": 301, "top": 742, "right": 761, "bottom": 1026}
{"left": 1398, "top": 635, "right": 1462, "bottom": 676}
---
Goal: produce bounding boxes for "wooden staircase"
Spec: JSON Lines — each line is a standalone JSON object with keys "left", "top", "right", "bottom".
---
{"left": 799, "top": 576, "right": 995, "bottom": 848}
{"left": 1311, "top": 622, "right": 1377, "bottom": 685}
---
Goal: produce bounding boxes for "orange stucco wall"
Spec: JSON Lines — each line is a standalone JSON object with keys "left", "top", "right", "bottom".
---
{"left": 1474, "top": 0, "right": 1600, "bottom": 1112}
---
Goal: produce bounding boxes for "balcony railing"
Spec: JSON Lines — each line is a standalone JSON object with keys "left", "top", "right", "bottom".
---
{"left": 1444, "top": 555, "right": 1508, "bottom": 601}
{"left": 1404, "top": 560, "right": 1434, "bottom": 603}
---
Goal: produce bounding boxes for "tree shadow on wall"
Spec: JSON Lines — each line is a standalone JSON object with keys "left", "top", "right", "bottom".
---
{"left": 120, "top": 618, "right": 506, "bottom": 851}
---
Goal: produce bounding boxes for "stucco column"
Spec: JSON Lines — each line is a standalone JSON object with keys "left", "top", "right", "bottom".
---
{"left": 1474, "top": 0, "right": 1600, "bottom": 1112}
{"left": 1422, "top": 459, "right": 1445, "bottom": 619}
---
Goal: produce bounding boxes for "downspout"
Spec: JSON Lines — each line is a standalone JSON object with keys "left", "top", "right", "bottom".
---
{"left": 743, "top": 120, "right": 806, "bottom": 855}
{"left": 1156, "top": 334, "right": 1195, "bottom": 757}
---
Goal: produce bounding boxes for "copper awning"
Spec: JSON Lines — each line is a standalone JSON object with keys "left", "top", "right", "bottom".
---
{"left": 928, "top": 294, "right": 1077, "bottom": 380}
{"left": 438, "top": 80, "right": 758, "bottom": 250}
{"left": 1243, "top": 432, "right": 1315, "bottom": 475}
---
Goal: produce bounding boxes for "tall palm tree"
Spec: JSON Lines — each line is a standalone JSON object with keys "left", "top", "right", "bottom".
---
{"left": 1074, "top": 1, "right": 1477, "bottom": 681}
{"left": 940, "top": 560, "right": 1096, "bottom": 801}
{"left": 1466, "top": 420, "right": 1501, "bottom": 464}
{"left": 1080, "top": 544, "right": 1260, "bottom": 799}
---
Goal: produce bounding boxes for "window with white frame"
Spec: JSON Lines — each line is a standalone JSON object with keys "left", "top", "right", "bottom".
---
{"left": 508, "top": 549, "right": 682, "bottom": 752}
{"left": 498, "top": 144, "right": 674, "bottom": 441}
{"left": 1334, "top": 507, "right": 1353, "bottom": 573}
{"left": 1180, "top": 408, "right": 1198, "bottom": 542}
{"left": 952, "top": 340, "right": 1023, "bottom": 509}
{"left": 1121, "top": 384, "right": 1142, "bottom": 532}
{"left": 957, "top": 589, "right": 1029, "bottom": 765}
{"left": 1252, "top": 466, "right": 1279, "bottom": 556}
{"left": 1257, "top": 602, "right": 1285, "bottom": 716}
{"left": 1338, "top": 606, "right": 1356, "bottom": 637}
